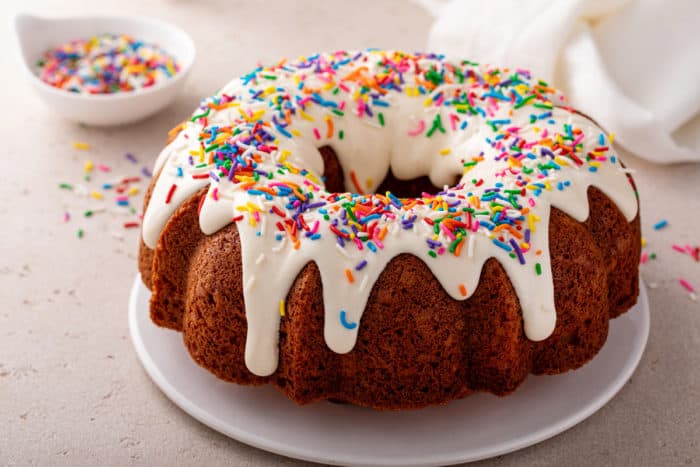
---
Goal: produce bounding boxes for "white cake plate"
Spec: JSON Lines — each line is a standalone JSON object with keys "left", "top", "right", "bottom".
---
{"left": 129, "top": 276, "right": 649, "bottom": 466}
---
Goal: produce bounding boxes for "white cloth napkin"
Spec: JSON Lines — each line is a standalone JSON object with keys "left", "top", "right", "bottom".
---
{"left": 419, "top": 0, "right": 700, "bottom": 163}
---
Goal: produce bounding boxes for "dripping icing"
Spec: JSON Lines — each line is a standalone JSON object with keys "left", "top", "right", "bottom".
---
{"left": 142, "top": 50, "right": 638, "bottom": 377}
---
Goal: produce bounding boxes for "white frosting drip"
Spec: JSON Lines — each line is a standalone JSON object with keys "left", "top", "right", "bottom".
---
{"left": 142, "top": 51, "right": 638, "bottom": 377}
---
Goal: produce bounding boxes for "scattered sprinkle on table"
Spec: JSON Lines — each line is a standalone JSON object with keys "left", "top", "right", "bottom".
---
{"left": 58, "top": 143, "right": 151, "bottom": 239}
{"left": 641, "top": 220, "right": 698, "bottom": 303}
{"left": 37, "top": 34, "right": 180, "bottom": 94}
{"left": 653, "top": 219, "right": 668, "bottom": 230}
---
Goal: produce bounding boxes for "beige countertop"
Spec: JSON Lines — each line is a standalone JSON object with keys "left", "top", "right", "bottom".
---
{"left": 1, "top": 1, "right": 699, "bottom": 465}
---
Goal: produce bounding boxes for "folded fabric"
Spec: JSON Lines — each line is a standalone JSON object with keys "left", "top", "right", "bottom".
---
{"left": 419, "top": 0, "right": 700, "bottom": 163}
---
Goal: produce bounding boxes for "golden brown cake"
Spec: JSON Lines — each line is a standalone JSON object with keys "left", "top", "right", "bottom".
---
{"left": 138, "top": 50, "right": 640, "bottom": 410}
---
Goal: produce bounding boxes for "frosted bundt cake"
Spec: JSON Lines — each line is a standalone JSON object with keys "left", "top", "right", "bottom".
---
{"left": 138, "top": 50, "right": 640, "bottom": 410}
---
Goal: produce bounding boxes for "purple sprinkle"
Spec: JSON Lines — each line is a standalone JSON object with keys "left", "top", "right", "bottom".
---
{"left": 125, "top": 153, "right": 138, "bottom": 164}
{"left": 509, "top": 238, "right": 526, "bottom": 265}
{"left": 355, "top": 260, "right": 367, "bottom": 271}
{"left": 141, "top": 167, "right": 152, "bottom": 178}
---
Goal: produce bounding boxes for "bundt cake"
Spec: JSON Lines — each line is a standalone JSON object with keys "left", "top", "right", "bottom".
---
{"left": 138, "top": 50, "right": 640, "bottom": 410}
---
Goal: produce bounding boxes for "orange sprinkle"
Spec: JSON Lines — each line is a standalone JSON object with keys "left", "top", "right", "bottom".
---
{"left": 454, "top": 238, "right": 464, "bottom": 257}
{"left": 459, "top": 284, "right": 468, "bottom": 297}
{"left": 493, "top": 224, "right": 523, "bottom": 239}
{"left": 345, "top": 269, "right": 355, "bottom": 284}
{"left": 324, "top": 115, "right": 334, "bottom": 138}
{"left": 377, "top": 225, "right": 388, "bottom": 241}
{"left": 350, "top": 170, "right": 364, "bottom": 194}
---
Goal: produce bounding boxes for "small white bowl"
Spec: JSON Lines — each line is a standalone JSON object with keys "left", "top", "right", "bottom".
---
{"left": 12, "top": 13, "right": 196, "bottom": 126}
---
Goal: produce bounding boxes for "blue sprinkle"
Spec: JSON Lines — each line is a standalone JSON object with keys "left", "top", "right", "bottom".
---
{"left": 493, "top": 238, "right": 512, "bottom": 252}
{"left": 339, "top": 310, "right": 357, "bottom": 330}
{"left": 653, "top": 220, "right": 668, "bottom": 230}
{"left": 588, "top": 166, "right": 598, "bottom": 173}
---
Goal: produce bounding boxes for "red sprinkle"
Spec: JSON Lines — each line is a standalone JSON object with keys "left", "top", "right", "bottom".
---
{"left": 165, "top": 184, "right": 177, "bottom": 204}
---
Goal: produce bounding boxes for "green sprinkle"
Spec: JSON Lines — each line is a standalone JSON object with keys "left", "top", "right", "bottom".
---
{"left": 84, "top": 210, "right": 93, "bottom": 218}
{"left": 535, "top": 263, "right": 542, "bottom": 275}
{"left": 378, "top": 112, "right": 385, "bottom": 126}
{"left": 77, "top": 229, "right": 84, "bottom": 239}
{"left": 339, "top": 130, "right": 344, "bottom": 140}
{"left": 191, "top": 107, "right": 211, "bottom": 121}
{"left": 59, "top": 183, "right": 73, "bottom": 190}
{"left": 427, "top": 250, "right": 437, "bottom": 258}
{"left": 427, "top": 114, "right": 446, "bottom": 137}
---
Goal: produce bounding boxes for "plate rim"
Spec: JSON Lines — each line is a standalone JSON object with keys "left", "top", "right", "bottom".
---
{"left": 129, "top": 275, "right": 649, "bottom": 466}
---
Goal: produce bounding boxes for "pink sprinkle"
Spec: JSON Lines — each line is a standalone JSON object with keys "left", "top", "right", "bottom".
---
{"left": 441, "top": 223, "right": 456, "bottom": 240}
{"left": 449, "top": 113, "right": 459, "bottom": 131}
{"left": 672, "top": 244, "right": 686, "bottom": 254}
{"left": 542, "top": 129, "right": 548, "bottom": 138}
{"left": 63, "top": 212, "right": 70, "bottom": 222}
{"left": 407, "top": 119, "right": 425, "bottom": 136}
{"left": 471, "top": 220, "right": 480, "bottom": 233}
{"left": 528, "top": 198, "right": 536, "bottom": 207}
{"left": 679, "top": 279, "right": 695, "bottom": 293}
{"left": 640, "top": 253, "right": 648, "bottom": 264}
{"left": 313, "top": 128, "right": 321, "bottom": 140}
{"left": 353, "top": 237, "right": 363, "bottom": 250}
{"left": 212, "top": 187, "right": 219, "bottom": 201}
{"left": 97, "top": 164, "right": 111, "bottom": 173}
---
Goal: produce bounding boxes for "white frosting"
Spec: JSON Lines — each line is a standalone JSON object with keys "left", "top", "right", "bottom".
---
{"left": 142, "top": 50, "right": 638, "bottom": 377}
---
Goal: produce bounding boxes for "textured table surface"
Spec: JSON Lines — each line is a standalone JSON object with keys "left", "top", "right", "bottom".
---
{"left": 2, "top": 1, "right": 699, "bottom": 465}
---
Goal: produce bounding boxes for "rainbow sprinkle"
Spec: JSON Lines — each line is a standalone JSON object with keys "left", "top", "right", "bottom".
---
{"left": 59, "top": 146, "right": 148, "bottom": 238}
{"left": 177, "top": 50, "right": 624, "bottom": 274}
{"left": 37, "top": 34, "right": 180, "bottom": 94}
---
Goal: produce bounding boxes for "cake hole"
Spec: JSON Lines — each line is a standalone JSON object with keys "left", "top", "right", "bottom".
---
{"left": 319, "top": 145, "right": 459, "bottom": 197}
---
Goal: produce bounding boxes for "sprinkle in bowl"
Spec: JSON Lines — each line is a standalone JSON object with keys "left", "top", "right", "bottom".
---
{"left": 13, "top": 13, "right": 196, "bottom": 126}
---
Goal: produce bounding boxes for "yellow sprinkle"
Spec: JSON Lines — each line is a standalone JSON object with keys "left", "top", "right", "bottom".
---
{"left": 299, "top": 109, "right": 314, "bottom": 121}
{"left": 554, "top": 156, "right": 570, "bottom": 167}
{"left": 279, "top": 149, "right": 291, "bottom": 163}
{"left": 279, "top": 300, "right": 285, "bottom": 317}
{"left": 89, "top": 191, "right": 103, "bottom": 200}
{"left": 291, "top": 129, "right": 302, "bottom": 137}
{"left": 439, "top": 148, "right": 451, "bottom": 156}
{"left": 521, "top": 242, "right": 530, "bottom": 250}
{"left": 246, "top": 201, "right": 262, "bottom": 212}
{"left": 366, "top": 178, "right": 373, "bottom": 189}
{"left": 84, "top": 160, "right": 94, "bottom": 172}
{"left": 609, "top": 131, "right": 615, "bottom": 143}
{"left": 423, "top": 97, "right": 433, "bottom": 107}
{"left": 533, "top": 126, "right": 541, "bottom": 133}
{"left": 73, "top": 141, "right": 90, "bottom": 150}
{"left": 641, "top": 237, "right": 646, "bottom": 247}
{"left": 128, "top": 187, "right": 140, "bottom": 196}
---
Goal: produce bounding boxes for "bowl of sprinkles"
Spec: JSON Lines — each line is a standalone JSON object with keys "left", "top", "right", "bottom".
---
{"left": 13, "top": 14, "right": 195, "bottom": 126}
